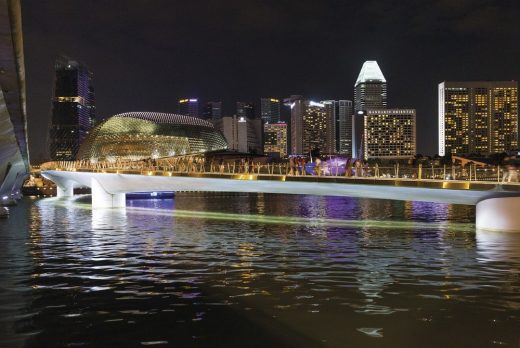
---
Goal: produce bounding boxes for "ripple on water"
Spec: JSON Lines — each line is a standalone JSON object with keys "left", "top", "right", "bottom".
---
{"left": 357, "top": 327, "right": 384, "bottom": 338}
{"left": 0, "top": 195, "right": 519, "bottom": 347}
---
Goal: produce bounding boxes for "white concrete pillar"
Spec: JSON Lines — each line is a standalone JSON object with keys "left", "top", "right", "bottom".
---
{"left": 476, "top": 196, "right": 520, "bottom": 232}
{"left": 56, "top": 180, "right": 74, "bottom": 197}
{"left": 91, "top": 178, "right": 126, "bottom": 208}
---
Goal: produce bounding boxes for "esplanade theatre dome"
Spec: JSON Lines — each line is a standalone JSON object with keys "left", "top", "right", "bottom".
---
{"left": 77, "top": 112, "right": 227, "bottom": 162}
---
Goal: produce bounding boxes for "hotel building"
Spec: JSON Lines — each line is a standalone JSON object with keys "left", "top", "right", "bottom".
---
{"left": 286, "top": 96, "right": 336, "bottom": 155}
{"left": 214, "top": 115, "right": 263, "bottom": 154}
{"left": 264, "top": 122, "right": 287, "bottom": 158}
{"left": 439, "top": 81, "right": 518, "bottom": 156}
{"left": 363, "top": 109, "right": 416, "bottom": 159}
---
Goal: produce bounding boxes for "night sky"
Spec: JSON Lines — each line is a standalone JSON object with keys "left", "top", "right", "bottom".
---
{"left": 22, "top": 0, "right": 520, "bottom": 163}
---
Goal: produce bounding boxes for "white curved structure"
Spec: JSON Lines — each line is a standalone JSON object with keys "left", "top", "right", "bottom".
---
{"left": 355, "top": 60, "right": 386, "bottom": 86}
{"left": 42, "top": 170, "right": 520, "bottom": 232}
{"left": 476, "top": 196, "right": 520, "bottom": 232}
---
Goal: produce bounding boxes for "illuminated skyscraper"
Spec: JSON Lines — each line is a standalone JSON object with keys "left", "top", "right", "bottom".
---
{"left": 286, "top": 97, "right": 335, "bottom": 155}
{"left": 285, "top": 95, "right": 304, "bottom": 154}
{"left": 321, "top": 100, "right": 337, "bottom": 154}
{"left": 202, "top": 101, "right": 222, "bottom": 120}
{"left": 439, "top": 81, "right": 518, "bottom": 156}
{"left": 236, "top": 101, "right": 255, "bottom": 119}
{"left": 354, "top": 61, "right": 387, "bottom": 112}
{"left": 49, "top": 55, "right": 95, "bottom": 161}
{"left": 260, "top": 98, "right": 281, "bottom": 123}
{"left": 337, "top": 100, "right": 353, "bottom": 155}
{"left": 264, "top": 122, "right": 287, "bottom": 158}
{"left": 364, "top": 109, "right": 416, "bottom": 159}
{"left": 179, "top": 98, "right": 199, "bottom": 117}
{"left": 353, "top": 61, "right": 387, "bottom": 158}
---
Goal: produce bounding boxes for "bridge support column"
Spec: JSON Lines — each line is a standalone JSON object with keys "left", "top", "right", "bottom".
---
{"left": 476, "top": 196, "right": 520, "bottom": 232}
{"left": 91, "top": 178, "right": 126, "bottom": 208}
{"left": 56, "top": 180, "right": 74, "bottom": 197}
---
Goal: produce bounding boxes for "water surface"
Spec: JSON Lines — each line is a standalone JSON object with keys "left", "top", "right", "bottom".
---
{"left": 1, "top": 193, "right": 519, "bottom": 347}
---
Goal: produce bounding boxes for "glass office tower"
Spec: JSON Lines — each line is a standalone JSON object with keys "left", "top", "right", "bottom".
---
{"left": 49, "top": 55, "right": 95, "bottom": 160}
{"left": 353, "top": 61, "right": 387, "bottom": 158}
{"left": 260, "top": 98, "right": 281, "bottom": 124}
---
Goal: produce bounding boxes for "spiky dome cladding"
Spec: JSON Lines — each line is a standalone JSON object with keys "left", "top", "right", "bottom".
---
{"left": 77, "top": 112, "right": 227, "bottom": 162}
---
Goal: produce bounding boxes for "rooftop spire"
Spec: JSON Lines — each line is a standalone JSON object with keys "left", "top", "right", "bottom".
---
{"left": 355, "top": 61, "right": 386, "bottom": 86}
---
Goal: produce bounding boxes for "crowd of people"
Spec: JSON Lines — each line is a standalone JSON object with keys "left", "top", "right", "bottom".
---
{"left": 44, "top": 154, "right": 519, "bottom": 182}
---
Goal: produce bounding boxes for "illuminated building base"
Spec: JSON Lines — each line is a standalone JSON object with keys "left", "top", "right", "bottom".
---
{"left": 476, "top": 196, "right": 520, "bottom": 232}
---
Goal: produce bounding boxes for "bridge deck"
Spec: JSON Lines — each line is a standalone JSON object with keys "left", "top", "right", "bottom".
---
{"left": 42, "top": 169, "right": 520, "bottom": 206}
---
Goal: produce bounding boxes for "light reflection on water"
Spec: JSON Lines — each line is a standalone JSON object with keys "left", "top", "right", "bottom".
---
{"left": 0, "top": 193, "right": 519, "bottom": 347}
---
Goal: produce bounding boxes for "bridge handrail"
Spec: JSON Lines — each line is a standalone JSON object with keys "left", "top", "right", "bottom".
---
{"left": 39, "top": 159, "right": 520, "bottom": 184}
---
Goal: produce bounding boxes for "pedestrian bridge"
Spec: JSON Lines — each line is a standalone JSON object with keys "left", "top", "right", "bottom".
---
{"left": 41, "top": 167, "right": 520, "bottom": 232}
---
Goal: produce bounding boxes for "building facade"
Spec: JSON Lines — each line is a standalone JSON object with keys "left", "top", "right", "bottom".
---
{"left": 260, "top": 98, "right": 281, "bottom": 124}
{"left": 321, "top": 100, "right": 337, "bottom": 154}
{"left": 353, "top": 61, "right": 387, "bottom": 158}
{"left": 300, "top": 101, "right": 335, "bottom": 155}
{"left": 214, "top": 115, "right": 263, "bottom": 154}
{"left": 264, "top": 122, "right": 287, "bottom": 158}
{"left": 286, "top": 95, "right": 304, "bottom": 154}
{"left": 202, "top": 101, "right": 222, "bottom": 121}
{"left": 178, "top": 98, "right": 199, "bottom": 118}
{"left": 49, "top": 55, "right": 95, "bottom": 161}
{"left": 236, "top": 101, "right": 255, "bottom": 119}
{"left": 363, "top": 109, "right": 416, "bottom": 159}
{"left": 439, "top": 81, "right": 518, "bottom": 156}
{"left": 337, "top": 100, "right": 353, "bottom": 156}
{"left": 286, "top": 96, "right": 336, "bottom": 155}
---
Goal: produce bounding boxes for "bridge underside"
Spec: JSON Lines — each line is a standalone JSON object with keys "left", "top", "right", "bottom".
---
{"left": 0, "top": 0, "right": 30, "bottom": 204}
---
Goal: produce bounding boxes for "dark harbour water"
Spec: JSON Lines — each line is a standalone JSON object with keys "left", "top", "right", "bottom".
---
{"left": 0, "top": 193, "right": 519, "bottom": 348}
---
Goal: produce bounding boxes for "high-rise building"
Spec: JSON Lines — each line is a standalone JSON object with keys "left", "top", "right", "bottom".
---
{"left": 179, "top": 98, "right": 199, "bottom": 117}
{"left": 363, "top": 109, "right": 416, "bottom": 159}
{"left": 236, "top": 101, "right": 255, "bottom": 119}
{"left": 213, "top": 115, "right": 263, "bottom": 154}
{"left": 321, "top": 100, "right": 337, "bottom": 154}
{"left": 337, "top": 100, "right": 353, "bottom": 156}
{"left": 301, "top": 101, "right": 333, "bottom": 155}
{"left": 264, "top": 122, "right": 287, "bottom": 158}
{"left": 354, "top": 61, "right": 387, "bottom": 112}
{"left": 285, "top": 95, "right": 304, "bottom": 154}
{"left": 285, "top": 96, "right": 336, "bottom": 155}
{"left": 260, "top": 98, "right": 281, "bottom": 123}
{"left": 49, "top": 55, "right": 95, "bottom": 161}
{"left": 439, "top": 81, "right": 518, "bottom": 156}
{"left": 353, "top": 61, "right": 387, "bottom": 158}
{"left": 202, "top": 101, "right": 222, "bottom": 121}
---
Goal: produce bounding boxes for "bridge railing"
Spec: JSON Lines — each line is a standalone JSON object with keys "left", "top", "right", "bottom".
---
{"left": 40, "top": 159, "right": 520, "bottom": 184}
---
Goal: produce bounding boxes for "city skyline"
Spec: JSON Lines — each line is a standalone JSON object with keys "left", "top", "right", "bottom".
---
{"left": 22, "top": 1, "right": 520, "bottom": 162}
{"left": 2, "top": 3, "right": 520, "bottom": 347}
